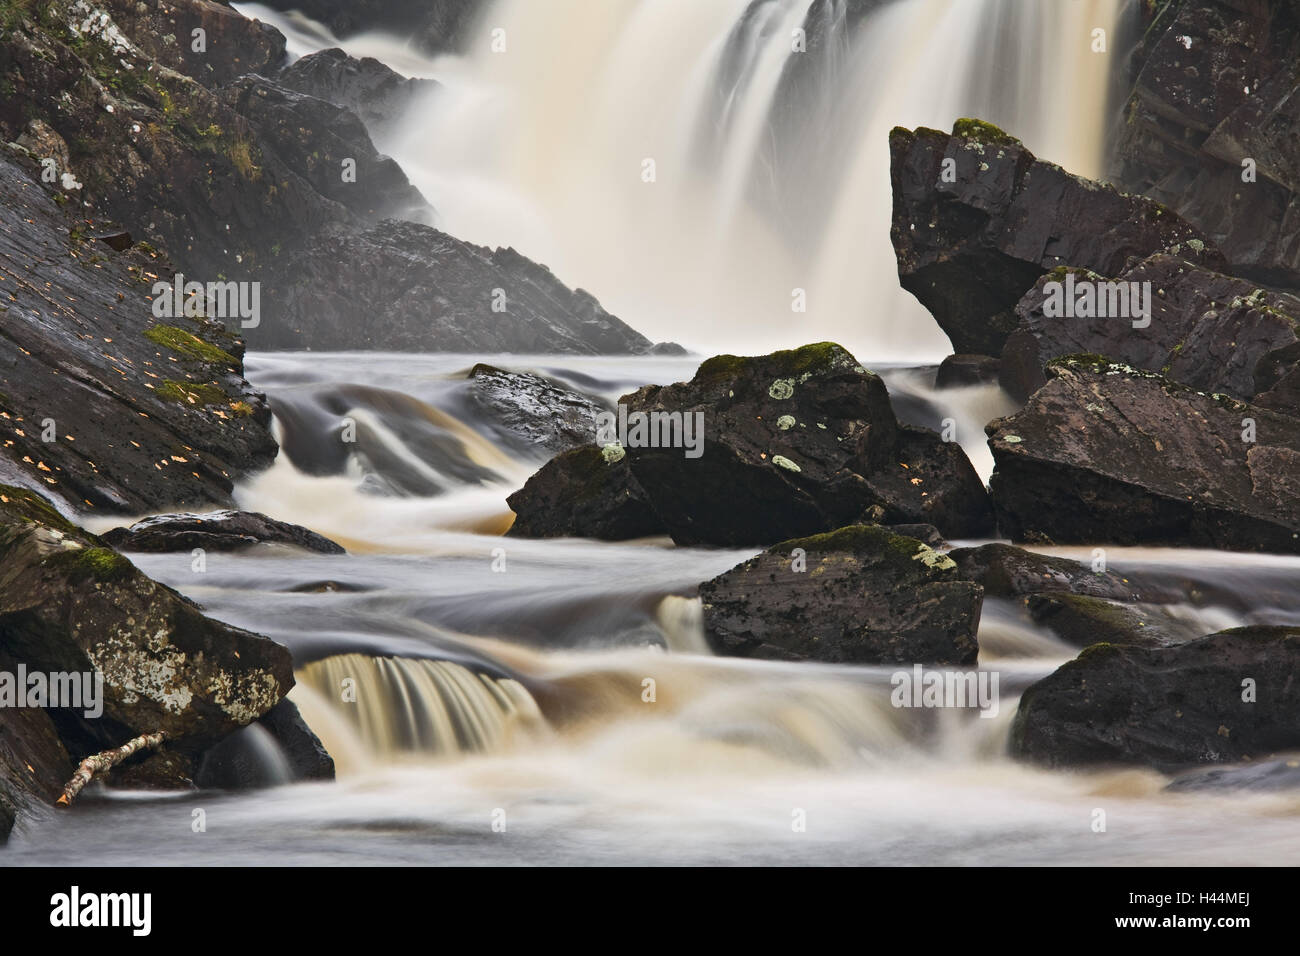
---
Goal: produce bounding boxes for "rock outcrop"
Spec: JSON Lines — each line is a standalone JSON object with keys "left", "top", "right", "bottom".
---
{"left": 465, "top": 364, "right": 609, "bottom": 459}
{"left": 1111, "top": 0, "right": 1300, "bottom": 290}
{"left": 277, "top": 47, "right": 438, "bottom": 137}
{"left": 102, "top": 511, "right": 345, "bottom": 554}
{"left": 987, "top": 356, "right": 1300, "bottom": 553}
{"left": 0, "top": 151, "right": 277, "bottom": 515}
{"left": 1011, "top": 626, "right": 1300, "bottom": 770}
{"left": 889, "top": 119, "right": 1221, "bottom": 357}
{"left": 699, "top": 525, "right": 982, "bottom": 665}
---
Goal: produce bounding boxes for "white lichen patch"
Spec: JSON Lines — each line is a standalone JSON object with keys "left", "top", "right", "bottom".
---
{"left": 769, "top": 379, "right": 795, "bottom": 400}
{"left": 601, "top": 442, "right": 625, "bottom": 464}
{"left": 776, "top": 415, "right": 796, "bottom": 430}
{"left": 1002, "top": 434, "right": 1023, "bottom": 443}
{"left": 772, "top": 455, "right": 801, "bottom": 472}
{"left": 210, "top": 669, "right": 280, "bottom": 724}
{"left": 88, "top": 627, "right": 193, "bottom": 715}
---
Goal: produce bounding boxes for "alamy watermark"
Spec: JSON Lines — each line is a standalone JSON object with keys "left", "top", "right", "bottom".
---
{"left": 151, "top": 273, "right": 260, "bottom": 328}
{"left": 1042, "top": 273, "right": 1151, "bottom": 329}
{"left": 0, "top": 664, "right": 102, "bottom": 718}
{"left": 595, "top": 404, "right": 705, "bottom": 459}
{"left": 890, "top": 665, "right": 1000, "bottom": 718}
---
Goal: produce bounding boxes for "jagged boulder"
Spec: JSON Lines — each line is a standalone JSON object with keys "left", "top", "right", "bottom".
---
{"left": 889, "top": 119, "right": 1222, "bottom": 357}
{"left": 1002, "top": 255, "right": 1300, "bottom": 402}
{"left": 987, "top": 356, "right": 1300, "bottom": 552}
{"left": 102, "top": 511, "right": 344, "bottom": 554}
{"left": 277, "top": 47, "right": 437, "bottom": 135}
{"left": 1011, "top": 626, "right": 1300, "bottom": 770}
{"left": 465, "top": 364, "right": 609, "bottom": 459}
{"left": 699, "top": 524, "right": 982, "bottom": 665}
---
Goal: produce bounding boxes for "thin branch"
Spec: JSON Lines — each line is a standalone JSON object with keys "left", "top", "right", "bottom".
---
{"left": 55, "top": 731, "right": 167, "bottom": 806}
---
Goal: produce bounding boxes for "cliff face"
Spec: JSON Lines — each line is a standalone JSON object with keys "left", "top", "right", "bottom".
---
{"left": 1110, "top": 0, "right": 1300, "bottom": 289}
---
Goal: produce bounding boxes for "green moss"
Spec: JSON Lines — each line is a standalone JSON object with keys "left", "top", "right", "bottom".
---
{"left": 44, "top": 545, "right": 133, "bottom": 583}
{"left": 695, "top": 342, "right": 862, "bottom": 386}
{"left": 952, "top": 117, "right": 1021, "bottom": 147}
{"left": 145, "top": 325, "right": 236, "bottom": 365}
{"left": 156, "top": 380, "right": 227, "bottom": 406}
{"left": 0, "top": 484, "right": 79, "bottom": 535}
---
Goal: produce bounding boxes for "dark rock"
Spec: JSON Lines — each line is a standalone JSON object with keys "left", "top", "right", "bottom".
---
{"left": 1011, "top": 626, "right": 1300, "bottom": 770}
{"left": 700, "top": 524, "right": 982, "bottom": 665}
{"left": 890, "top": 120, "right": 1222, "bottom": 357}
{"left": 0, "top": 153, "right": 277, "bottom": 515}
{"left": 277, "top": 47, "right": 438, "bottom": 136}
{"left": 506, "top": 446, "right": 667, "bottom": 540}
{"left": 0, "top": 646, "right": 72, "bottom": 843}
{"left": 259, "top": 219, "right": 657, "bottom": 354}
{"left": 1112, "top": 0, "right": 1300, "bottom": 288}
{"left": 220, "top": 75, "right": 431, "bottom": 224}
{"left": 935, "top": 353, "right": 1001, "bottom": 388}
{"left": 1167, "top": 754, "right": 1300, "bottom": 793}
{"left": 1007, "top": 256, "right": 1300, "bottom": 402}
{"left": 988, "top": 356, "right": 1300, "bottom": 552}
{"left": 861, "top": 425, "right": 995, "bottom": 538}
{"left": 102, "top": 511, "right": 345, "bottom": 554}
{"left": 885, "top": 523, "right": 947, "bottom": 548}
{"left": 465, "top": 364, "right": 609, "bottom": 459}
{"left": 101, "top": 0, "right": 288, "bottom": 88}
{"left": 196, "top": 698, "right": 333, "bottom": 788}
{"left": 947, "top": 542, "right": 1147, "bottom": 601}
{"left": 1025, "top": 593, "right": 1180, "bottom": 649}
{"left": 251, "top": 0, "right": 481, "bottom": 55}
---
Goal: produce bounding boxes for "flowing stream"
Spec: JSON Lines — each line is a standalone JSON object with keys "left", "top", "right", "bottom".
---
{"left": 7, "top": 1, "right": 1300, "bottom": 865}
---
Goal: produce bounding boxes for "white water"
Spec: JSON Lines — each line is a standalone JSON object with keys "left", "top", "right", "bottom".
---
{"left": 238, "top": 0, "right": 1121, "bottom": 358}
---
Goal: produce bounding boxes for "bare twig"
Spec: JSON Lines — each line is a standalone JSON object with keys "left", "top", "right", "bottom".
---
{"left": 56, "top": 731, "right": 167, "bottom": 806}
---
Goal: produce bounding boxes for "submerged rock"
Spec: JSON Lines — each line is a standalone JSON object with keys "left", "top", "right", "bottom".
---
{"left": 1011, "top": 626, "right": 1300, "bottom": 770}
{"left": 465, "top": 364, "right": 609, "bottom": 459}
{"left": 102, "top": 511, "right": 345, "bottom": 554}
{"left": 889, "top": 120, "right": 1221, "bottom": 357}
{"left": 506, "top": 446, "right": 667, "bottom": 540}
{"left": 1167, "top": 754, "right": 1300, "bottom": 793}
{"left": 987, "top": 357, "right": 1300, "bottom": 553}
{"left": 1004, "top": 256, "right": 1300, "bottom": 403}
{"left": 699, "top": 524, "right": 982, "bottom": 665}
{"left": 0, "top": 486, "right": 300, "bottom": 829}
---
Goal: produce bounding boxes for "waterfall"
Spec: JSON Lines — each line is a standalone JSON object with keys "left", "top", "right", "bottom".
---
{"left": 294, "top": 654, "right": 548, "bottom": 769}
{"left": 365, "top": 0, "right": 1122, "bottom": 359}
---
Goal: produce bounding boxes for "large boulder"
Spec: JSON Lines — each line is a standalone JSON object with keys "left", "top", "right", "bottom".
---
{"left": 889, "top": 119, "right": 1222, "bottom": 357}
{"left": 0, "top": 486, "right": 299, "bottom": 831}
{"left": 947, "top": 542, "right": 1149, "bottom": 601}
{"left": 505, "top": 446, "right": 666, "bottom": 540}
{"left": 1112, "top": 0, "right": 1300, "bottom": 289}
{"left": 0, "top": 152, "right": 277, "bottom": 515}
{"left": 1002, "top": 255, "right": 1300, "bottom": 402}
{"left": 102, "top": 511, "right": 345, "bottom": 554}
{"left": 1011, "top": 626, "right": 1300, "bottom": 770}
{"left": 258, "top": 219, "right": 658, "bottom": 354}
{"left": 604, "top": 343, "right": 991, "bottom": 546}
{"left": 700, "top": 525, "right": 982, "bottom": 665}
{"left": 987, "top": 356, "right": 1300, "bottom": 552}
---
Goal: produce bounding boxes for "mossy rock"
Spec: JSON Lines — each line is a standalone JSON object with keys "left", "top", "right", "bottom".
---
{"left": 144, "top": 324, "right": 237, "bottom": 365}
{"left": 952, "top": 117, "right": 1022, "bottom": 147}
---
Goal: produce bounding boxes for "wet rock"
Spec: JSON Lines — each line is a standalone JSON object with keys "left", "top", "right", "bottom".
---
{"left": 936, "top": 354, "right": 1001, "bottom": 389}
{"left": 259, "top": 219, "right": 657, "bottom": 354}
{"left": 102, "top": 511, "right": 345, "bottom": 554}
{"left": 506, "top": 446, "right": 667, "bottom": 540}
{"left": 947, "top": 542, "right": 1148, "bottom": 601}
{"left": 620, "top": 343, "right": 990, "bottom": 546}
{"left": 699, "top": 524, "right": 982, "bottom": 665}
{"left": 1112, "top": 0, "right": 1300, "bottom": 288}
{"left": 277, "top": 47, "right": 438, "bottom": 136}
{"left": 465, "top": 363, "right": 609, "bottom": 459}
{"left": 0, "top": 152, "right": 277, "bottom": 515}
{"left": 196, "top": 698, "right": 333, "bottom": 788}
{"left": 220, "top": 75, "right": 431, "bottom": 224}
{"left": 987, "top": 356, "right": 1300, "bottom": 553}
{"left": 257, "top": 699, "right": 334, "bottom": 781}
{"left": 1011, "top": 626, "right": 1300, "bottom": 770}
{"left": 0, "top": 646, "right": 72, "bottom": 843}
{"left": 885, "top": 523, "right": 947, "bottom": 548}
{"left": 1005, "top": 256, "right": 1300, "bottom": 403}
{"left": 1025, "top": 594, "right": 1181, "bottom": 649}
{"left": 1167, "top": 754, "right": 1300, "bottom": 793}
{"left": 100, "top": 0, "right": 287, "bottom": 88}
{"left": 889, "top": 120, "right": 1222, "bottom": 357}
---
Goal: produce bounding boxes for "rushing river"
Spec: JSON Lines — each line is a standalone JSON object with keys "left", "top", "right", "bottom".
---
{"left": 6, "top": 352, "right": 1300, "bottom": 866}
